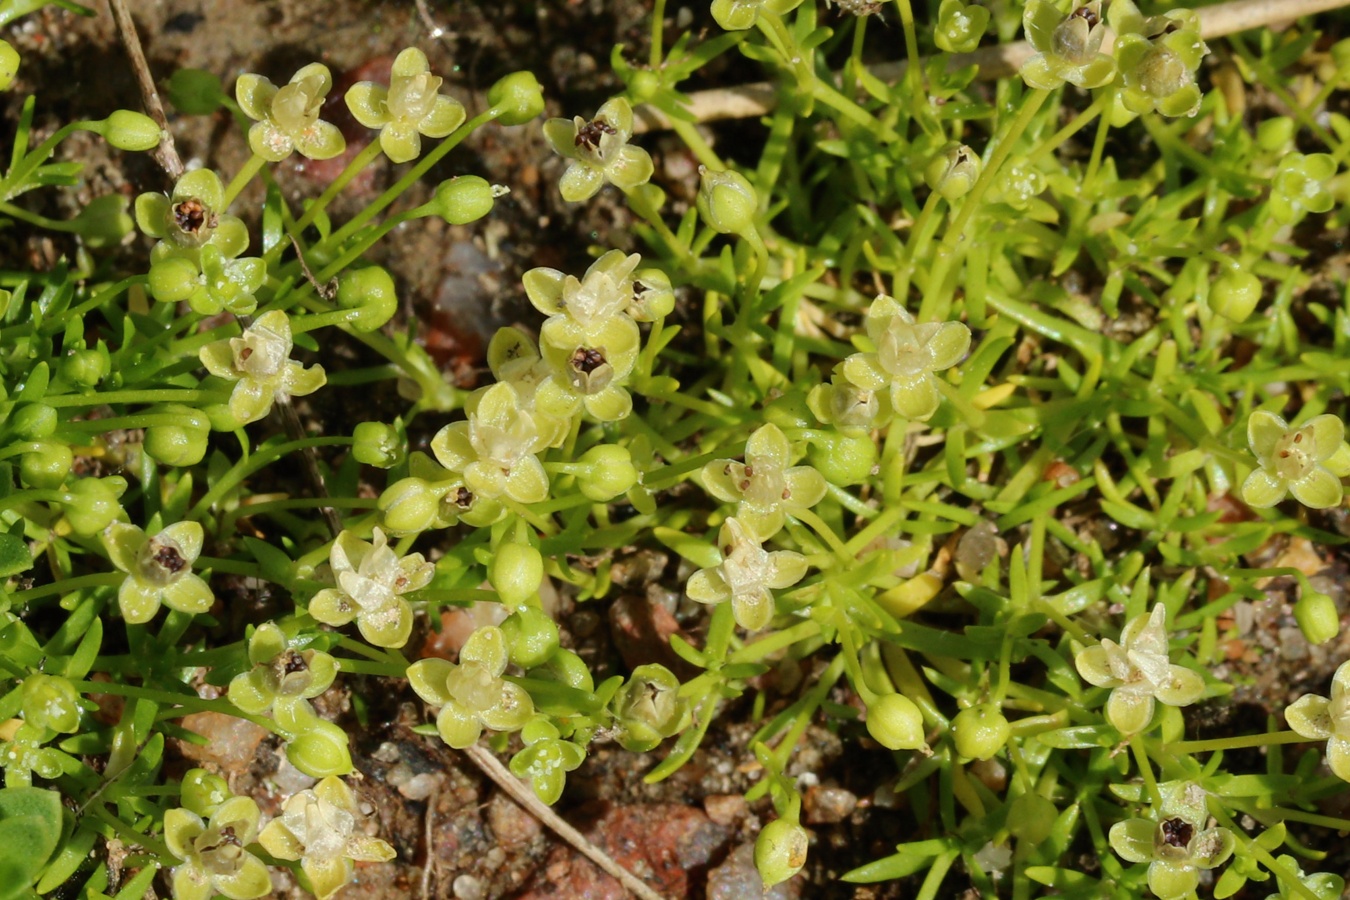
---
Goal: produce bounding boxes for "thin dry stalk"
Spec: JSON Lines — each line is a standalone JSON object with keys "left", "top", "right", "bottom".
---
{"left": 634, "top": 0, "right": 1350, "bottom": 132}
{"left": 105, "top": 0, "right": 183, "bottom": 178}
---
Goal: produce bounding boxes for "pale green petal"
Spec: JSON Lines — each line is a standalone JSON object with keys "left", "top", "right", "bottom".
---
{"left": 1108, "top": 817, "right": 1154, "bottom": 863}
{"left": 407, "top": 659, "right": 456, "bottom": 706}
{"left": 767, "top": 551, "right": 808, "bottom": 589}
{"left": 164, "top": 807, "right": 205, "bottom": 860}
{"left": 257, "top": 819, "right": 304, "bottom": 861}
{"left": 1286, "top": 694, "right": 1333, "bottom": 739}
{"left": 732, "top": 590, "right": 774, "bottom": 631}
{"left": 1019, "top": 56, "right": 1062, "bottom": 90}
{"left": 308, "top": 588, "right": 357, "bottom": 626}
{"left": 481, "top": 682, "right": 534, "bottom": 732}
{"left": 746, "top": 423, "right": 790, "bottom": 472}
{"left": 135, "top": 193, "right": 171, "bottom": 238}
{"left": 437, "top": 702, "right": 483, "bottom": 748}
{"left": 420, "top": 95, "right": 466, "bottom": 138}
{"left": 687, "top": 568, "right": 729, "bottom": 604}
{"left": 583, "top": 385, "right": 633, "bottom": 421}
{"left": 199, "top": 341, "right": 239, "bottom": 380}
{"left": 522, "top": 268, "right": 567, "bottom": 317}
{"left": 162, "top": 574, "right": 214, "bottom": 615}
{"left": 701, "top": 461, "right": 744, "bottom": 503}
{"left": 160, "top": 521, "right": 205, "bottom": 562}
{"left": 103, "top": 522, "right": 147, "bottom": 574}
{"left": 175, "top": 169, "right": 224, "bottom": 208}
{"left": 505, "top": 455, "right": 549, "bottom": 504}
{"left": 227, "top": 671, "right": 272, "bottom": 715}
{"left": 1148, "top": 858, "right": 1199, "bottom": 900}
{"left": 1075, "top": 645, "right": 1117, "bottom": 687}
{"left": 380, "top": 120, "right": 422, "bottom": 164}
{"left": 392, "top": 46, "right": 430, "bottom": 79}
{"left": 1248, "top": 410, "right": 1289, "bottom": 460}
{"left": 1157, "top": 665, "right": 1204, "bottom": 707}
{"left": 1333, "top": 660, "right": 1350, "bottom": 700}
{"left": 172, "top": 865, "right": 214, "bottom": 900}
{"left": 214, "top": 853, "right": 272, "bottom": 899}
{"left": 607, "top": 144, "right": 654, "bottom": 190}
{"left": 841, "top": 354, "right": 888, "bottom": 391}
{"left": 345, "top": 82, "right": 390, "bottom": 128}
{"left": 304, "top": 855, "right": 354, "bottom": 900}
{"left": 346, "top": 834, "right": 397, "bottom": 863}
{"left": 595, "top": 97, "right": 634, "bottom": 137}
{"left": 1074, "top": 55, "right": 1117, "bottom": 90}
{"left": 1309, "top": 415, "right": 1348, "bottom": 461}
{"left": 926, "top": 321, "right": 971, "bottom": 371}
{"left": 283, "top": 361, "right": 327, "bottom": 399}
{"left": 1241, "top": 468, "right": 1287, "bottom": 508}
{"left": 212, "top": 216, "right": 249, "bottom": 258}
{"left": 118, "top": 579, "right": 162, "bottom": 625}
{"left": 784, "top": 466, "right": 827, "bottom": 508}
{"left": 891, "top": 374, "right": 941, "bottom": 421}
{"left": 1106, "top": 688, "right": 1154, "bottom": 735}
{"left": 710, "top": 0, "right": 758, "bottom": 30}
{"left": 1327, "top": 736, "right": 1350, "bottom": 782}
{"left": 1192, "top": 827, "right": 1234, "bottom": 868}
{"left": 430, "top": 422, "right": 474, "bottom": 471}
{"left": 462, "top": 626, "right": 509, "bottom": 673}
{"left": 1290, "top": 467, "right": 1343, "bottom": 509}
{"left": 230, "top": 378, "right": 275, "bottom": 425}
{"left": 559, "top": 163, "right": 604, "bottom": 203}
{"left": 235, "top": 74, "right": 277, "bottom": 121}
{"left": 294, "top": 121, "right": 346, "bottom": 161}
{"left": 1324, "top": 443, "right": 1350, "bottom": 478}
{"left": 356, "top": 601, "right": 413, "bottom": 649}
{"left": 738, "top": 507, "right": 785, "bottom": 542}
{"left": 248, "top": 121, "right": 293, "bottom": 162}
{"left": 542, "top": 118, "right": 580, "bottom": 159}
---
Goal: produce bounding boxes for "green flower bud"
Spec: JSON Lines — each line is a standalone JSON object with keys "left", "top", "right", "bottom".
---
{"left": 102, "top": 110, "right": 163, "bottom": 152}
{"left": 697, "top": 166, "right": 757, "bottom": 236}
{"left": 180, "top": 768, "right": 231, "bottom": 817}
{"left": 148, "top": 256, "right": 202, "bottom": 304}
{"left": 1256, "top": 117, "right": 1295, "bottom": 154}
{"left": 1007, "top": 793, "right": 1057, "bottom": 845}
{"left": 866, "top": 693, "right": 927, "bottom": 751}
{"left": 575, "top": 445, "right": 640, "bottom": 501}
{"left": 12, "top": 403, "right": 57, "bottom": 440}
{"left": 0, "top": 40, "right": 19, "bottom": 91}
{"left": 539, "top": 648, "right": 594, "bottom": 693}
{"left": 282, "top": 716, "right": 354, "bottom": 778}
{"left": 754, "top": 818, "right": 808, "bottom": 888}
{"left": 70, "top": 194, "right": 133, "bottom": 249}
{"left": 144, "top": 405, "right": 211, "bottom": 467}
{"left": 336, "top": 265, "right": 398, "bottom": 333}
{"left": 627, "top": 69, "right": 660, "bottom": 104}
{"left": 951, "top": 703, "right": 1011, "bottom": 760}
{"left": 20, "top": 442, "right": 72, "bottom": 490}
{"left": 925, "top": 142, "right": 981, "bottom": 202}
{"left": 59, "top": 347, "right": 110, "bottom": 388}
{"left": 429, "top": 176, "right": 497, "bottom": 225}
{"left": 762, "top": 390, "right": 813, "bottom": 431}
{"left": 62, "top": 477, "right": 125, "bottom": 536}
{"left": 935, "top": 0, "right": 990, "bottom": 54}
{"left": 21, "top": 673, "right": 81, "bottom": 733}
{"left": 352, "top": 421, "right": 405, "bottom": 468}
{"left": 378, "top": 476, "right": 444, "bottom": 535}
{"left": 1208, "top": 269, "right": 1262, "bottom": 322}
{"left": 807, "top": 431, "right": 877, "bottom": 486}
{"left": 202, "top": 401, "right": 243, "bottom": 433}
{"left": 612, "top": 664, "right": 687, "bottom": 752}
{"left": 490, "top": 541, "right": 544, "bottom": 609}
{"left": 487, "top": 71, "right": 545, "bottom": 126}
{"left": 1295, "top": 590, "right": 1340, "bottom": 645}
{"left": 501, "top": 606, "right": 560, "bottom": 669}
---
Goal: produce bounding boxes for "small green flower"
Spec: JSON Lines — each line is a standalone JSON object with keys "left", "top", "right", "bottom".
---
{"left": 430, "top": 382, "right": 551, "bottom": 505}
{"left": 611, "top": 664, "right": 689, "bottom": 752}
{"left": 934, "top": 0, "right": 990, "bottom": 54}
{"left": 1269, "top": 153, "right": 1338, "bottom": 224}
{"left": 840, "top": 295, "right": 970, "bottom": 422}
{"left": 21, "top": 674, "right": 82, "bottom": 734}
{"left": 1285, "top": 659, "right": 1350, "bottom": 782}
{"left": 807, "top": 371, "right": 883, "bottom": 430}
{"left": 407, "top": 625, "right": 535, "bottom": 748}
{"left": 165, "top": 796, "right": 271, "bottom": 900}
{"left": 1110, "top": 3, "right": 1208, "bottom": 117}
{"left": 227, "top": 622, "right": 339, "bottom": 718}
{"left": 523, "top": 249, "right": 674, "bottom": 326}
{"left": 308, "top": 528, "right": 434, "bottom": 649}
{"left": 257, "top": 776, "right": 397, "bottom": 900}
{"left": 199, "top": 310, "right": 327, "bottom": 426}
{"left": 1241, "top": 411, "right": 1349, "bottom": 510}
{"left": 1020, "top": 1, "right": 1116, "bottom": 90}
{"left": 483, "top": 328, "right": 572, "bottom": 448}
{"left": 709, "top": 0, "right": 803, "bottom": 31}
{"left": 509, "top": 719, "right": 585, "bottom": 805}
{"left": 0, "top": 723, "right": 67, "bottom": 787}
{"left": 701, "top": 423, "right": 827, "bottom": 541}
{"left": 1074, "top": 604, "right": 1205, "bottom": 734}
{"left": 236, "top": 63, "right": 345, "bottom": 162}
{"left": 1109, "top": 781, "right": 1234, "bottom": 900}
{"left": 542, "top": 97, "right": 653, "bottom": 202}
{"left": 686, "top": 517, "right": 809, "bottom": 631}
{"left": 103, "top": 521, "right": 213, "bottom": 625}
{"left": 1263, "top": 854, "right": 1345, "bottom": 899}
{"left": 149, "top": 245, "right": 267, "bottom": 316}
{"left": 135, "top": 169, "right": 248, "bottom": 257}
{"left": 536, "top": 318, "right": 641, "bottom": 422}
{"left": 344, "top": 47, "right": 466, "bottom": 164}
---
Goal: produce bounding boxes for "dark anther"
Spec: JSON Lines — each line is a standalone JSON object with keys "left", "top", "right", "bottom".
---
{"left": 633, "top": 280, "right": 648, "bottom": 295}
{"left": 173, "top": 198, "right": 213, "bottom": 234}
{"left": 1294, "top": 432, "right": 1304, "bottom": 443}
{"left": 782, "top": 488, "right": 792, "bottom": 500}
{"left": 571, "top": 346, "right": 606, "bottom": 375}
{"left": 575, "top": 118, "right": 617, "bottom": 151}
{"left": 152, "top": 544, "right": 187, "bottom": 574}
{"left": 1070, "top": 5, "right": 1098, "bottom": 26}
{"left": 239, "top": 347, "right": 253, "bottom": 361}
{"left": 281, "top": 650, "right": 308, "bottom": 675}
{"left": 1160, "top": 817, "right": 1193, "bottom": 849}
{"left": 454, "top": 486, "right": 474, "bottom": 508}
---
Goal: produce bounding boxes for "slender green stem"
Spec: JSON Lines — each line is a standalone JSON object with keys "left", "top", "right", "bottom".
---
{"left": 292, "top": 139, "right": 385, "bottom": 235}
{"left": 223, "top": 154, "right": 267, "bottom": 208}
{"left": 1172, "top": 730, "right": 1309, "bottom": 754}
{"left": 1209, "top": 805, "right": 1321, "bottom": 900}
{"left": 10, "top": 573, "right": 121, "bottom": 605}
{"left": 649, "top": 0, "right": 668, "bottom": 68}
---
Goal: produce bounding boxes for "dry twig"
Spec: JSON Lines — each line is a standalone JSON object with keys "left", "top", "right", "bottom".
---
{"left": 634, "top": 0, "right": 1350, "bottom": 132}
{"left": 106, "top": 0, "right": 183, "bottom": 178}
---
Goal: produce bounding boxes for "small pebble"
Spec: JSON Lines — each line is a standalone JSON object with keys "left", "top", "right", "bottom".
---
{"left": 802, "top": 785, "right": 858, "bottom": 825}
{"left": 453, "top": 874, "right": 484, "bottom": 900}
